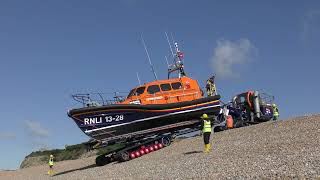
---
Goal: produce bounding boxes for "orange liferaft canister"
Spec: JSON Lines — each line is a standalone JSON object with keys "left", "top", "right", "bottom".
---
{"left": 226, "top": 115, "right": 233, "bottom": 129}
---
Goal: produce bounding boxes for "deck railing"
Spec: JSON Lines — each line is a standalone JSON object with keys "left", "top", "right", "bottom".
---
{"left": 72, "top": 92, "right": 127, "bottom": 107}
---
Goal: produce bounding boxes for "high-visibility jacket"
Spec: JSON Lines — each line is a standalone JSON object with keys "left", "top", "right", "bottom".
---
{"left": 273, "top": 106, "right": 279, "bottom": 117}
{"left": 48, "top": 158, "right": 54, "bottom": 166}
{"left": 202, "top": 120, "right": 212, "bottom": 133}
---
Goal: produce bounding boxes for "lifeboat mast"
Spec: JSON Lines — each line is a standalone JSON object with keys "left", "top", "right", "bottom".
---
{"left": 167, "top": 41, "right": 186, "bottom": 79}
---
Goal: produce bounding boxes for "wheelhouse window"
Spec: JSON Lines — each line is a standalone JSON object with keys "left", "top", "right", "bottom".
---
{"left": 127, "top": 87, "right": 145, "bottom": 98}
{"left": 160, "top": 83, "right": 172, "bottom": 91}
{"left": 135, "top": 86, "right": 145, "bottom": 96}
{"left": 127, "top": 88, "right": 136, "bottom": 98}
{"left": 147, "top": 85, "right": 161, "bottom": 94}
{"left": 171, "top": 82, "right": 182, "bottom": 90}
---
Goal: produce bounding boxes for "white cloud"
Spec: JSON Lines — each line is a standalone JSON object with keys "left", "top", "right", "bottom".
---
{"left": 25, "top": 120, "right": 49, "bottom": 138}
{"left": 0, "top": 132, "right": 16, "bottom": 140}
{"left": 301, "top": 10, "right": 320, "bottom": 42}
{"left": 211, "top": 38, "right": 257, "bottom": 79}
{"left": 28, "top": 140, "right": 50, "bottom": 150}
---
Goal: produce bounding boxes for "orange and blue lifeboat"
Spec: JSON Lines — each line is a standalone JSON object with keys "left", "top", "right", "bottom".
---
{"left": 68, "top": 76, "right": 221, "bottom": 143}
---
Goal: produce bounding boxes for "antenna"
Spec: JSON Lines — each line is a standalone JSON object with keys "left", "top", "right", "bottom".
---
{"left": 165, "top": 32, "right": 175, "bottom": 58}
{"left": 136, "top": 72, "right": 141, "bottom": 86}
{"left": 170, "top": 32, "right": 176, "bottom": 49}
{"left": 140, "top": 34, "right": 158, "bottom": 80}
{"left": 165, "top": 56, "right": 169, "bottom": 67}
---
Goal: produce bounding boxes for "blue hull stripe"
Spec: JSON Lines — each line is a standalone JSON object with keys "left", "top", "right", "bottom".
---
{"left": 85, "top": 104, "right": 220, "bottom": 133}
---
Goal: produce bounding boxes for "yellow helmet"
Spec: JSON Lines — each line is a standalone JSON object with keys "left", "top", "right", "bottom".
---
{"left": 272, "top": 104, "right": 277, "bottom": 108}
{"left": 201, "top": 114, "right": 209, "bottom": 119}
{"left": 50, "top": 154, "right": 54, "bottom": 158}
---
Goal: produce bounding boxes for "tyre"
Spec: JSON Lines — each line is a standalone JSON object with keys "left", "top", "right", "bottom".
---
{"left": 117, "top": 151, "right": 130, "bottom": 162}
{"left": 234, "top": 117, "right": 244, "bottom": 128}
{"left": 95, "top": 155, "right": 110, "bottom": 166}
{"left": 161, "top": 136, "right": 171, "bottom": 147}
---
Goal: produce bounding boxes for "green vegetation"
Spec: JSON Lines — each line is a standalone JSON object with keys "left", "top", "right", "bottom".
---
{"left": 26, "top": 143, "right": 88, "bottom": 162}
{"left": 24, "top": 142, "right": 126, "bottom": 165}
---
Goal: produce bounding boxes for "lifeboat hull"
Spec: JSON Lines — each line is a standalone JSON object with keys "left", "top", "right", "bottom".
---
{"left": 68, "top": 95, "right": 221, "bottom": 143}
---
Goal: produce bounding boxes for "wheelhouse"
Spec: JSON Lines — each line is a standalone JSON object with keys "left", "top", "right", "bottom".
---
{"left": 121, "top": 76, "right": 203, "bottom": 105}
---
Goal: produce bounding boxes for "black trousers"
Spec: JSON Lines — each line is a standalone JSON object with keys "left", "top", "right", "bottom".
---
{"left": 203, "top": 132, "right": 211, "bottom": 145}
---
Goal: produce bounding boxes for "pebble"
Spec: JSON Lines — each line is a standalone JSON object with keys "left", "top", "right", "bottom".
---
{"left": 1, "top": 114, "right": 320, "bottom": 179}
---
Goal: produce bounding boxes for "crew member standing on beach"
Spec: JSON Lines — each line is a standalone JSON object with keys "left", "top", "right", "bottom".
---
{"left": 200, "top": 114, "right": 212, "bottom": 153}
{"left": 272, "top": 103, "right": 279, "bottom": 120}
{"left": 48, "top": 154, "right": 54, "bottom": 176}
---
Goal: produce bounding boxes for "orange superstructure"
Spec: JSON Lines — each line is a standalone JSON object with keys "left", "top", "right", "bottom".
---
{"left": 121, "top": 76, "right": 203, "bottom": 105}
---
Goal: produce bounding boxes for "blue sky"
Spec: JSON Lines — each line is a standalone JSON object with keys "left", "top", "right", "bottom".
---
{"left": 0, "top": 0, "right": 320, "bottom": 169}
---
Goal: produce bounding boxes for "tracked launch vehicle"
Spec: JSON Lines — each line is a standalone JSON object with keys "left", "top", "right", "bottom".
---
{"left": 213, "top": 90, "right": 275, "bottom": 131}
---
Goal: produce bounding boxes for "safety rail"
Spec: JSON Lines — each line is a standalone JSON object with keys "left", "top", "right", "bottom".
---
{"left": 72, "top": 92, "right": 127, "bottom": 107}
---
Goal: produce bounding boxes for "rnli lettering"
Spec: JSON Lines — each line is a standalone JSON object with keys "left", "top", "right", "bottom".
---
{"left": 83, "top": 115, "right": 125, "bottom": 125}
{"left": 84, "top": 117, "right": 103, "bottom": 125}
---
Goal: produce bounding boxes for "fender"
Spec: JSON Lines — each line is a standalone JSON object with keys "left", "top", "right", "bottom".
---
{"left": 247, "top": 91, "right": 254, "bottom": 109}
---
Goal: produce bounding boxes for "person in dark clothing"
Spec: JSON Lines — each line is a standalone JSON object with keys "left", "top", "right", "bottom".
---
{"left": 206, "top": 75, "right": 217, "bottom": 96}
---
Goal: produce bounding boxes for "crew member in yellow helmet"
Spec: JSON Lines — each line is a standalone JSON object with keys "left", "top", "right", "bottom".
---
{"left": 272, "top": 103, "right": 279, "bottom": 121}
{"left": 48, "top": 154, "right": 54, "bottom": 176}
{"left": 200, "top": 114, "right": 212, "bottom": 153}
